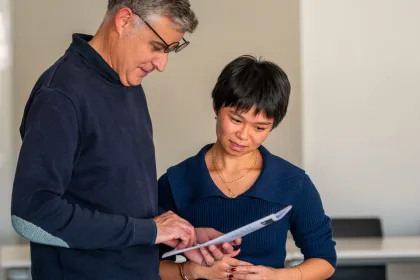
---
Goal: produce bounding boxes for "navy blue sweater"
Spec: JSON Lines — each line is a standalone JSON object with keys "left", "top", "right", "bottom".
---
{"left": 159, "top": 144, "right": 337, "bottom": 271}
{"left": 11, "top": 34, "right": 160, "bottom": 280}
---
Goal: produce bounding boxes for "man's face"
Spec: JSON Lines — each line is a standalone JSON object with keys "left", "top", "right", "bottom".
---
{"left": 111, "top": 10, "right": 184, "bottom": 86}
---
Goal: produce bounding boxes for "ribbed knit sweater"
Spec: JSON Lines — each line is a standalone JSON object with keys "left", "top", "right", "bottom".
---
{"left": 158, "top": 144, "right": 337, "bottom": 271}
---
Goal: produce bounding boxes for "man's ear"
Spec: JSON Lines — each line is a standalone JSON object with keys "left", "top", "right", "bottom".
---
{"left": 113, "top": 7, "right": 133, "bottom": 35}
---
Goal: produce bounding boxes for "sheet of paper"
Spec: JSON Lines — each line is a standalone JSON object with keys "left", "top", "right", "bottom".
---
{"left": 161, "top": 205, "right": 292, "bottom": 258}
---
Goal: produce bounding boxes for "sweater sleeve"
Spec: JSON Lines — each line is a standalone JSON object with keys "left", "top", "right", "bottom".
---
{"left": 11, "top": 88, "right": 156, "bottom": 250}
{"left": 289, "top": 175, "right": 337, "bottom": 268}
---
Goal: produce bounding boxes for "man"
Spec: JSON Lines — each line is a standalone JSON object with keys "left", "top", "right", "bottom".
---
{"left": 11, "top": 1, "right": 240, "bottom": 279}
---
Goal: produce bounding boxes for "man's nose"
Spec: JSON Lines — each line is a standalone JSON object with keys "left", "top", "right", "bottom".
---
{"left": 152, "top": 52, "right": 169, "bottom": 72}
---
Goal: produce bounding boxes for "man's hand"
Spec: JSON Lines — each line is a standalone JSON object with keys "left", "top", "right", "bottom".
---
{"left": 184, "top": 228, "right": 242, "bottom": 267}
{"left": 153, "top": 211, "right": 196, "bottom": 249}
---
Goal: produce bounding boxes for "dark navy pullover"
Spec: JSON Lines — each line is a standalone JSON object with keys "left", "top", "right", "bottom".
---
{"left": 11, "top": 33, "right": 160, "bottom": 280}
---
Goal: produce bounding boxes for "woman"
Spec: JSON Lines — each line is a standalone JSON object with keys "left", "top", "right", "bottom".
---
{"left": 158, "top": 55, "right": 336, "bottom": 280}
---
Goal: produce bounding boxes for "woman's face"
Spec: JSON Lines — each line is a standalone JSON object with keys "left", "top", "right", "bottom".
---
{"left": 215, "top": 106, "right": 274, "bottom": 156}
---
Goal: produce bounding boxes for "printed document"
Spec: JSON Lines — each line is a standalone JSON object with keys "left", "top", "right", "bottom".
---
{"left": 162, "top": 205, "right": 292, "bottom": 258}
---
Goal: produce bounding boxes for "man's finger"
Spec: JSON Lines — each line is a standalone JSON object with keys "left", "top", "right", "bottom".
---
{"left": 163, "top": 239, "right": 180, "bottom": 248}
{"left": 178, "top": 233, "right": 194, "bottom": 248}
{"left": 175, "top": 228, "right": 195, "bottom": 249}
{"left": 176, "top": 237, "right": 189, "bottom": 249}
{"left": 174, "top": 221, "right": 196, "bottom": 248}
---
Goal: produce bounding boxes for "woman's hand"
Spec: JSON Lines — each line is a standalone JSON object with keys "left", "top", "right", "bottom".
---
{"left": 192, "top": 228, "right": 242, "bottom": 266}
{"left": 185, "top": 249, "right": 253, "bottom": 280}
{"left": 231, "top": 265, "right": 288, "bottom": 280}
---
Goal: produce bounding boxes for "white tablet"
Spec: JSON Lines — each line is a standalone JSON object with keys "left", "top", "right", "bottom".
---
{"left": 161, "top": 205, "right": 292, "bottom": 259}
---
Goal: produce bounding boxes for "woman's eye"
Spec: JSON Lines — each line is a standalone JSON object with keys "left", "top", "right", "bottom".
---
{"left": 231, "top": 118, "right": 241, "bottom": 123}
{"left": 256, "top": 127, "right": 266, "bottom": 131}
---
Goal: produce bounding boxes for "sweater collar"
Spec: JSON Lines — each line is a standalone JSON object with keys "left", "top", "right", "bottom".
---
{"left": 167, "top": 144, "right": 304, "bottom": 209}
{"left": 66, "top": 33, "right": 122, "bottom": 86}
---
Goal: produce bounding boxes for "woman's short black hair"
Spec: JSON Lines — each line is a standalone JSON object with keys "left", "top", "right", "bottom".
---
{"left": 211, "top": 55, "right": 291, "bottom": 129}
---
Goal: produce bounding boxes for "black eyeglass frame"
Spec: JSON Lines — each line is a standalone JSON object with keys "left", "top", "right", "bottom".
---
{"left": 133, "top": 13, "right": 190, "bottom": 53}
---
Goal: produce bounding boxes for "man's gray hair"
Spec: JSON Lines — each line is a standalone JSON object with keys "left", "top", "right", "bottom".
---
{"left": 107, "top": 0, "right": 198, "bottom": 33}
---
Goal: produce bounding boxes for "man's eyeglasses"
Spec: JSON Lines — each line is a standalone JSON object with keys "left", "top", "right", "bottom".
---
{"left": 134, "top": 13, "right": 190, "bottom": 53}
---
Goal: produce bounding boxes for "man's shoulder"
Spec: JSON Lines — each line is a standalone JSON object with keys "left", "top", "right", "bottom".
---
{"left": 21, "top": 52, "right": 97, "bottom": 135}
{"left": 34, "top": 51, "right": 94, "bottom": 102}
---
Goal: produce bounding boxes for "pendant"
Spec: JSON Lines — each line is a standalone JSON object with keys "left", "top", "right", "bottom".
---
{"left": 228, "top": 192, "right": 236, "bottom": 198}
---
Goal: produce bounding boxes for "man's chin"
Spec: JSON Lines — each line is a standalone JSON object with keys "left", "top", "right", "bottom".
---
{"left": 124, "top": 76, "right": 143, "bottom": 87}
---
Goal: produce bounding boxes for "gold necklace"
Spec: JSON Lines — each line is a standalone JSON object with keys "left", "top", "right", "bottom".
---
{"left": 211, "top": 145, "right": 257, "bottom": 198}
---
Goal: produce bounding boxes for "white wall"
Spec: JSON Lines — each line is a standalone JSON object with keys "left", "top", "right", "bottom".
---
{"left": 0, "top": 0, "right": 12, "bottom": 278}
{"left": 0, "top": 0, "right": 14, "bottom": 246}
{"left": 301, "top": 0, "right": 420, "bottom": 278}
{"left": 144, "top": 0, "right": 302, "bottom": 176}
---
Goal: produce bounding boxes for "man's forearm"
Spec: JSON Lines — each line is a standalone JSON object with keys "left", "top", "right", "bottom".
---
{"left": 11, "top": 194, "right": 156, "bottom": 250}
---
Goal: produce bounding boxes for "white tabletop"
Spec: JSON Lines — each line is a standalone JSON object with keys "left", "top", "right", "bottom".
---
{"left": 1, "top": 236, "right": 420, "bottom": 269}
{"left": 286, "top": 236, "right": 420, "bottom": 264}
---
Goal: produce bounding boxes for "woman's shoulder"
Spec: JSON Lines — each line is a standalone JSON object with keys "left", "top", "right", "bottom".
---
{"left": 158, "top": 144, "right": 212, "bottom": 211}
{"left": 259, "top": 146, "right": 321, "bottom": 205}
{"left": 260, "top": 145, "right": 306, "bottom": 179}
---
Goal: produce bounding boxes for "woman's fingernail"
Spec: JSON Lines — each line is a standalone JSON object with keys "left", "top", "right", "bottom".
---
{"left": 229, "top": 275, "right": 233, "bottom": 279}
{"left": 231, "top": 267, "right": 237, "bottom": 272}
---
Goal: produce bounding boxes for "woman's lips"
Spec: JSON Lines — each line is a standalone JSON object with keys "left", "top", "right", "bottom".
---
{"left": 229, "top": 140, "right": 247, "bottom": 152}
